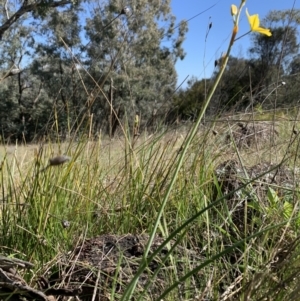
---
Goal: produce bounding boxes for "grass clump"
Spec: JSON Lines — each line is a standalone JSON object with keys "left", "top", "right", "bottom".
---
{"left": 1, "top": 117, "right": 300, "bottom": 300}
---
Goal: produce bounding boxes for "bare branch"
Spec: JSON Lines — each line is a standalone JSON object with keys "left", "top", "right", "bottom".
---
{"left": 4, "top": 0, "right": 10, "bottom": 19}
{"left": 0, "top": 0, "right": 72, "bottom": 39}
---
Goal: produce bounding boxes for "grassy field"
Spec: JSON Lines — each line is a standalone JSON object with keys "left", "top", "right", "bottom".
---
{"left": 1, "top": 112, "right": 300, "bottom": 300}
{"left": 1, "top": 4, "right": 299, "bottom": 298}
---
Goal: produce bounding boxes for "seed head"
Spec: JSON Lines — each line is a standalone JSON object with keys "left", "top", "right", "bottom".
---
{"left": 49, "top": 155, "right": 71, "bottom": 166}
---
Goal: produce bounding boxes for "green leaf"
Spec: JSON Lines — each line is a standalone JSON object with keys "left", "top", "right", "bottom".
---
{"left": 283, "top": 201, "right": 293, "bottom": 220}
{"left": 267, "top": 187, "right": 279, "bottom": 206}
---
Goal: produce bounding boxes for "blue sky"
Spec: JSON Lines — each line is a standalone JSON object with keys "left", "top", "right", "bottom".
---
{"left": 171, "top": 0, "right": 298, "bottom": 88}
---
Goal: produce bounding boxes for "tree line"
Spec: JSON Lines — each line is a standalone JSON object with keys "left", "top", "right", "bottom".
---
{"left": 173, "top": 10, "right": 300, "bottom": 121}
{"left": 0, "top": 0, "right": 187, "bottom": 141}
{"left": 0, "top": 1, "right": 299, "bottom": 142}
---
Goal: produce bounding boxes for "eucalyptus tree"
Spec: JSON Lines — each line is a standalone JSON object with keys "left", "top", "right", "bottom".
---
{"left": 171, "top": 76, "right": 208, "bottom": 122}
{"left": 83, "top": 0, "right": 188, "bottom": 134}
{"left": 0, "top": 0, "right": 77, "bottom": 41}
{"left": 285, "top": 54, "right": 300, "bottom": 105}
{"left": 208, "top": 9, "right": 300, "bottom": 113}
{"left": 0, "top": 0, "right": 82, "bottom": 141}
{"left": 30, "top": 6, "right": 84, "bottom": 137}
{"left": 247, "top": 9, "right": 300, "bottom": 107}
{"left": 0, "top": 19, "right": 33, "bottom": 140}
{"left": 0, "top": 0, "right": 188, "bottom": 140}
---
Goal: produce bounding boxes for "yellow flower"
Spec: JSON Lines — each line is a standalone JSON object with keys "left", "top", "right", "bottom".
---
{"left": 231, "top": 4, "right": 238, "bottom": 16}
{"left": 246, "top": 9, "right": 272, "bottom": 36}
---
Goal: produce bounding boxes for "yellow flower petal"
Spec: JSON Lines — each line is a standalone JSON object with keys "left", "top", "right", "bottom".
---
{"left": 253, "top": 27, "right": 272, "bottom": 36}
{"left": 246, "top": 8, "right": 272, "bottom": 36}
{"left": 246, "top": 9, "right": 259, "bottom": 30}
{"left": 231, "top": 4, "right": 238, "bottom": 16}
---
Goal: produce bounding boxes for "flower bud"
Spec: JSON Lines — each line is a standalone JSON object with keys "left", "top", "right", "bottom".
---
{"left": 231, "top": 4, "right": 238, "bottom": 16}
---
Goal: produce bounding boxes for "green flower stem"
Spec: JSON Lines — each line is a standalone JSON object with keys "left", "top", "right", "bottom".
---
{"left": 235, "top": 30, "right": 251, "bottom": 42}
{"left": 121, "top": 3, "right": 245, "bottom": 300}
